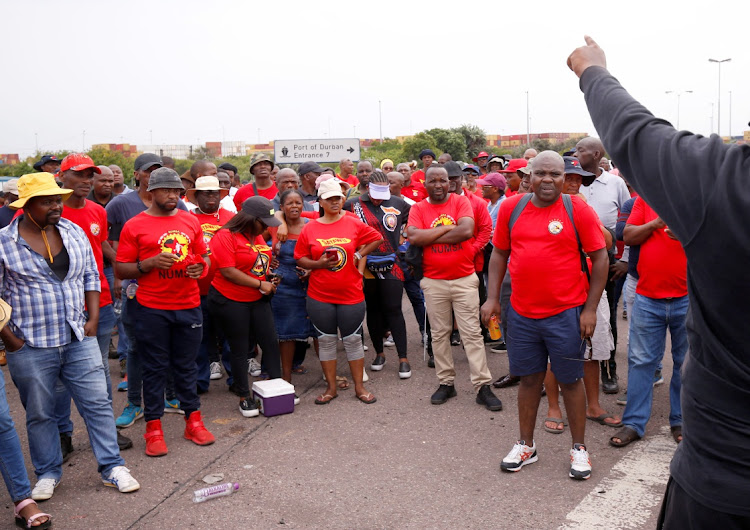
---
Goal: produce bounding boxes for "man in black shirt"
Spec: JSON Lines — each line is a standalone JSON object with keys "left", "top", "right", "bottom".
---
{"left": 569, "top": 36, "right": 750, "bottom": 528}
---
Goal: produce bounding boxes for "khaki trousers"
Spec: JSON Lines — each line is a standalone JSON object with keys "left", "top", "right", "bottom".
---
{"left": 421, "top": 274, "right": 492, "bottom": 391}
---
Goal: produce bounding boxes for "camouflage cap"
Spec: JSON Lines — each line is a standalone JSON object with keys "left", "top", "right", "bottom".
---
{"left": 249, "top": 153, "right": 273, "bottom": 174}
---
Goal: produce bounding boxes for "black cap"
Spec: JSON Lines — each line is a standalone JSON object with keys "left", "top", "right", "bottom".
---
{"left": 443, "top": 161, "right": 463, "bottom": 178}
{"left": 419, "top": 149, "right": 437, "bottom": 160}
{"left": 241, "top": 196, "right": 282, "bottom": 227}
{"left": 134, "top": 153, "right": 162, "bottom": 172}
{"left": 218, "top": 162, "right": 239, "bottom": 174}
{"left": 33, "top": 155, "right": 61, "bottom": 171}
{"left": 564, "top": 156, "right": 596, "bottom": 186}
{"left": 298, "top": 161, "right": 325, "bottom": 175}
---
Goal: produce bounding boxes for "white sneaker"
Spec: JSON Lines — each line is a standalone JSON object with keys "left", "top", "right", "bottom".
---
{"left": 569, "top": 444, "right": 592, "bottom": 480}
{"left": 383, "top": 333, "right": 395, "bottom": 347}
{"left": 294, "top": 394, "right": 300, "bottom": 406}
{"left": 500, "top": 441, "right": 538, "bottom": 472}
{"left": 31, "top": 477, "right": 59, "bottom": 501}
{"left": 362, "top": 368, "right": 369, "bottom": 382}
{"left": 209, "top": 362, "right": 222, "bottom": 380}
{"left": 363, "top": 344, "right": 369, "bottom": 351}
{"left": 248, "top": 358, "right": 262, "bottom": 377}
{"left": 103, "top": 466, "right": 140, "bottom": 492}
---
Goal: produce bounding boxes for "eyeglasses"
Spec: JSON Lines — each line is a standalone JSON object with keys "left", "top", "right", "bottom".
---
{"left": 562, "top": 337, "right": 594, "bottom": 362}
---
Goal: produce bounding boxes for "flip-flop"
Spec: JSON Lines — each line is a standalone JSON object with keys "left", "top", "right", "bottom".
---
{"left": 543, "top": 417, "right": 566, "bottom": 434}
{"left": 314, "top": 394, "right": 337, "bottom": 405}
{"left": 336, "top": 376, "right": 350, "bottom": 390}
{"left": 671, "top": 425, "right": 683, "bottom": 443}
{"left": 356, "top": 392, "right": 377, "bottom": 404}
{"left": 292, "top": 365, "right": 308, "bottom": 374}
{"left": 609, "top": 426, "right": 641, "bottom": 448}
{"left": 587, "top": 413, "right": 623, "bottom": 427}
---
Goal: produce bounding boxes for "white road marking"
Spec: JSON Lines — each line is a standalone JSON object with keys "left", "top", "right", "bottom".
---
{"left": 560, "top": 427, "right": 674, "bottom": 529}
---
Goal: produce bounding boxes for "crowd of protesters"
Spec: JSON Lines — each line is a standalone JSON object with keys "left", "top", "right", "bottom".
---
{"left": 2, "top": 37, "right": 734, "bottom": 528}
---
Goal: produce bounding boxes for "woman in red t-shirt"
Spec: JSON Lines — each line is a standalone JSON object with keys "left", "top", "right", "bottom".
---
{"left": 207, "top": 196, "right": 283, "bottom": 418}
{"left": 294, "top": 179, "right": 383, "bottom": 405}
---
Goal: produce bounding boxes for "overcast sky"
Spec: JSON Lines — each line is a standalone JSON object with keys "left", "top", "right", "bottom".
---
{"left": 2, "top": 0, "right": 747, "bottom": 157}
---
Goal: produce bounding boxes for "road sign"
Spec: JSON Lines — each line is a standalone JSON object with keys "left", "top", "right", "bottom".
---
{"left": 274, "top": 138, "right": 360, "bottom": 164}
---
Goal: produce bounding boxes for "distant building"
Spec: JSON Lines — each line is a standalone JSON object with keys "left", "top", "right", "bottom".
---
{"left": 0, "top": 154, "right": 20, "bottom": 165}
{"left": 91, "top": 143, "right": 139, "bottom": 158}
{"left": 485, "top": 132, "right": 588, "bottom": 149}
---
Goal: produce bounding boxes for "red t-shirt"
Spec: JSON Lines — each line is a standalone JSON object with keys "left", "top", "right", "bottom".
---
{"left": 233, "top": 181, "right": 279, "bottom": 210}
{"left": 294, "top": 214, "right": 381, "bottom": 304}
{"left": 628, "top": 197, "right": 687, "bottom": 299}
{"left": 402, "top": 184, "right": 427, "bottom": 202}
{"left": 411, "top": 169, "right": 426, "bottom": 186}
{"left": 340, "top": 174, "right": 360, "bottom": 188}
{"left": 493, "top": 194, "right": 606, "bottom": 318}
{"left": 464, "top": 191, "right": 493, "bottom": 272}
{"left": 192, "top": 208, "right": 235, "bottom": 296}
{"left": 117, "top": 211, "right": 207, "bottom": 310}
{"left": 408, "top": 193, "right": 476, "bottom": 281}
{"left": 210, "top": 229, "right": 271, "bottom": 302}
{"left": 505, "top": 189, "right": 518, "bottom": 198}
{"left": 62, "top": 200, "right": 113, "bottom": 307}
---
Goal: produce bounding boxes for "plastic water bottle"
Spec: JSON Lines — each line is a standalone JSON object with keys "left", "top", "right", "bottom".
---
{"left": 113, "top": 298, "right": 122, "bottom": 317}
{"left": 126, "top": 281, "right": 138, "bottom": 300}
{"left": 192, "top": 482, "right": 239, "bottom": 503}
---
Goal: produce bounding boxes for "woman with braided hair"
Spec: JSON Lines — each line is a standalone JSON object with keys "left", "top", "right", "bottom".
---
{"left": 344, "top": 170, "right": 413, "bottom": 379}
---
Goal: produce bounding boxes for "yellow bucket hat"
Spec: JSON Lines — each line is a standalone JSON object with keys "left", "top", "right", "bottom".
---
{"left": 10, "top": 173, "right": 73, "bottom": 210}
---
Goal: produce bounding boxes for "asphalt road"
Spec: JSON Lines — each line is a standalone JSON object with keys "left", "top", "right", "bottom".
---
{"left": 0, "top": 297, "right": 678, "bottom": 529}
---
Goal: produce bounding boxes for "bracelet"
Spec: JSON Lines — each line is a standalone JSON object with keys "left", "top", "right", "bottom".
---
{"left": 136, "top": 260, "right": 145, "bottom": 274}
{"left": 354, "top": 251, "right": 363, "bottom": 260}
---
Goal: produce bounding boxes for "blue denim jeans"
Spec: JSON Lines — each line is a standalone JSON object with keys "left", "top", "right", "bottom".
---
{"left": 104, "top": 267, "right": 130, "bottom": 363}
{"left": 0, "top": 373, "right": 32, "bottom": 502}
{"left": 623, "top": 294, "right": 689, "bottom": 437}
{"left": 400, "top": 260, "right": 426, "bottom": 335}
{"left": 6, "top": 337, "right": 125, "bottom": 481}
{"left": 54, "top": 305, "right": 118, "bottom": 434}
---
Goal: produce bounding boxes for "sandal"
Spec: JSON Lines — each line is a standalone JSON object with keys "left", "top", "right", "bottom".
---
{"left": 356, "top": 392, "right": 377, "bottom": 404}
{"left": 609, "top": 426, "right": 641, "bottom": 448}
{"left": 291, "top": 365, "right": 308, "bottom": 375}
{"left": 336, "top": 376, "right": 350, "bottom": 390}
{"left": 671, "top": 425, "right": 683, "bottom": 444}
{"left": 14, "top": 498, "right": 52, "bottom": 529}
{"left": 314, "top": 394, "right": 337, "bottom": 405}
{"left": 587, "top": 413, "right": 623, "bottom": 428}
{"left": 543, "top": 417, "right": 566, "bottom": 434}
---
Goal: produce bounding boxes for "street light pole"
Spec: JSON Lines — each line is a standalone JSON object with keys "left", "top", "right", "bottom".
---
{"left": 378, "top": 100, "right": 383, "bottom": 143}
{"left": 729, "top": 90, "right": 732, "bottom": 139}
{"left": 708, "top": 58, "right": 731, "bottom": 137}
{"left": 525, "top": 91, "right": 530, "bottom": 145}
{"left": 665, "top": 90, "right": 693, "bottom": 130}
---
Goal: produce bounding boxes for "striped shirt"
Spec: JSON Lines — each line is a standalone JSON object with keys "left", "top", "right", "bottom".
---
{"left": 0, "top": 216, "right": 100, "bottom": 348}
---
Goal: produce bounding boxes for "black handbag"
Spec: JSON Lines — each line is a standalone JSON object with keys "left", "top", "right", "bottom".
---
{"left": 404, "top": 243, "right": 424, "bottom": 281}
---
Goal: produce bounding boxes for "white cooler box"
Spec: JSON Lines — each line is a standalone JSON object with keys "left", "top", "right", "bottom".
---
{"left": 252, "top": 379, "right": 295, "bottom": 417}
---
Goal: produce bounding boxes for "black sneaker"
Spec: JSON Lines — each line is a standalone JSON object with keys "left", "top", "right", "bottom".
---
{"left": 492, "top": 374, "right": 520, "bottom": 389}
{"left": 398, "top": 361, "right": 411, "bottom": 379}
{"left": 60, "top": 433, "right": 74, "bottom": 463}
{"left": 601, "top": 362, "right": 619, "bottom": 394}
{"left": 476, "top": 384, "right": 503, "bottom": 411}
{"left": 430, "top": 384, "right": 457, "bottom": 405}
{"left": 450, "top": 330, "right": 461, "bottom": 346}
{"left": 490, "top": 342, "right": 507, "bottom": 353}
{"left": 117, "top": 431, "right": 133, "bottom": 451}
{"left": 427, "top": 355, "right": 435, "bottom": 368}
{"left": 239, "top": 398, "right": 259, "bottom": 418}
{"left": 370, "top": 355, "right": 386, "bottom": 371}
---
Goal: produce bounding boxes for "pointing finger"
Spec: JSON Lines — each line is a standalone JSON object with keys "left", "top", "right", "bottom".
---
{"left": 584, "top": 35, "right": 597, "bottom": 47}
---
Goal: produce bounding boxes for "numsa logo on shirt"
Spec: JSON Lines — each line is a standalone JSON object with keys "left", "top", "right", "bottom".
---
{"left": 431, "top": 214, "right": 456, "bottom": 227}
{"left": 159, "top": 230, "right": 192, "bottom": 262}
{"left": 90, "top": 222, "right": 101, "bottom": 236}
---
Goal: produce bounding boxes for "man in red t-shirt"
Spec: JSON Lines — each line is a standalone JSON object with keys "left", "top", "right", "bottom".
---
{"left": 398, "top": 162, "right": 426, "bottom": 203}
{"left": 614, "top": 197, "right": 688, "bottom": 448}
{"left": 500, "top": 158, "right": 528, "bottom": 197}
{"left": 188, "top": 176, "right": 235, "bottom": 391}
{"left": 482, "top": 151, "right": 608, "bottom": 480}
{"left": 116, "top": 168, "right": 215, "bottom": 457}
{"left": 408, "top": 165, "right": 503, "bottom": 412}
{"left": 338, "top": 157, "right": 360, "bottom": 188}
{"left": 409, "top": 149, "right": 437, "bottom": 189}
{"left": 233, "top": 153, "right": 279, "bottom": 210}
{"left": 58, "top": 153, "right": 134, "bottom": 453}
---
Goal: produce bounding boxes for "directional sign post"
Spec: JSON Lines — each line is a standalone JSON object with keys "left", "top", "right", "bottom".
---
{"left": 274, "top": 138, "right": 360, "bottom": 164}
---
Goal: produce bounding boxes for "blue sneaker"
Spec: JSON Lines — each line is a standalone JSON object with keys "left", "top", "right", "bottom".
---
{"left": 164, "top": 398, "right": 184, "bottom": 415}
{"left": 116, "top": 402, "right": 143, "bottom": 428}
{"left": 117, "top": 376, "right": 128, "bottom": 392}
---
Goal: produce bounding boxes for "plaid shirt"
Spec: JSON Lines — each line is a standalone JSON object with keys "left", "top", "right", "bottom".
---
{"left": 0, "top": 216, "right": 100, "bottom": 348}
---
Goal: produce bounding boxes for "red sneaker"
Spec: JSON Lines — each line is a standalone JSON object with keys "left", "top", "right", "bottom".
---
{"left": 183, "top": 411, "right": 215, "bottom": 446}
{"left": 144, "top": 419, "right": 168, "bottom": 457}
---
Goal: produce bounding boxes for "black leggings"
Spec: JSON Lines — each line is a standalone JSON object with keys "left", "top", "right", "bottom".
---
{"left": 207, "top": 287, "right": 281, "bottom": 397}
{"left": 363, "top": 279, "right": 407, "bottom": 356}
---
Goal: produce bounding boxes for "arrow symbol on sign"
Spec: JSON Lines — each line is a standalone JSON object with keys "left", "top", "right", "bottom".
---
{"left": 347, "top": 147, "right": 354, "bottom": 154}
